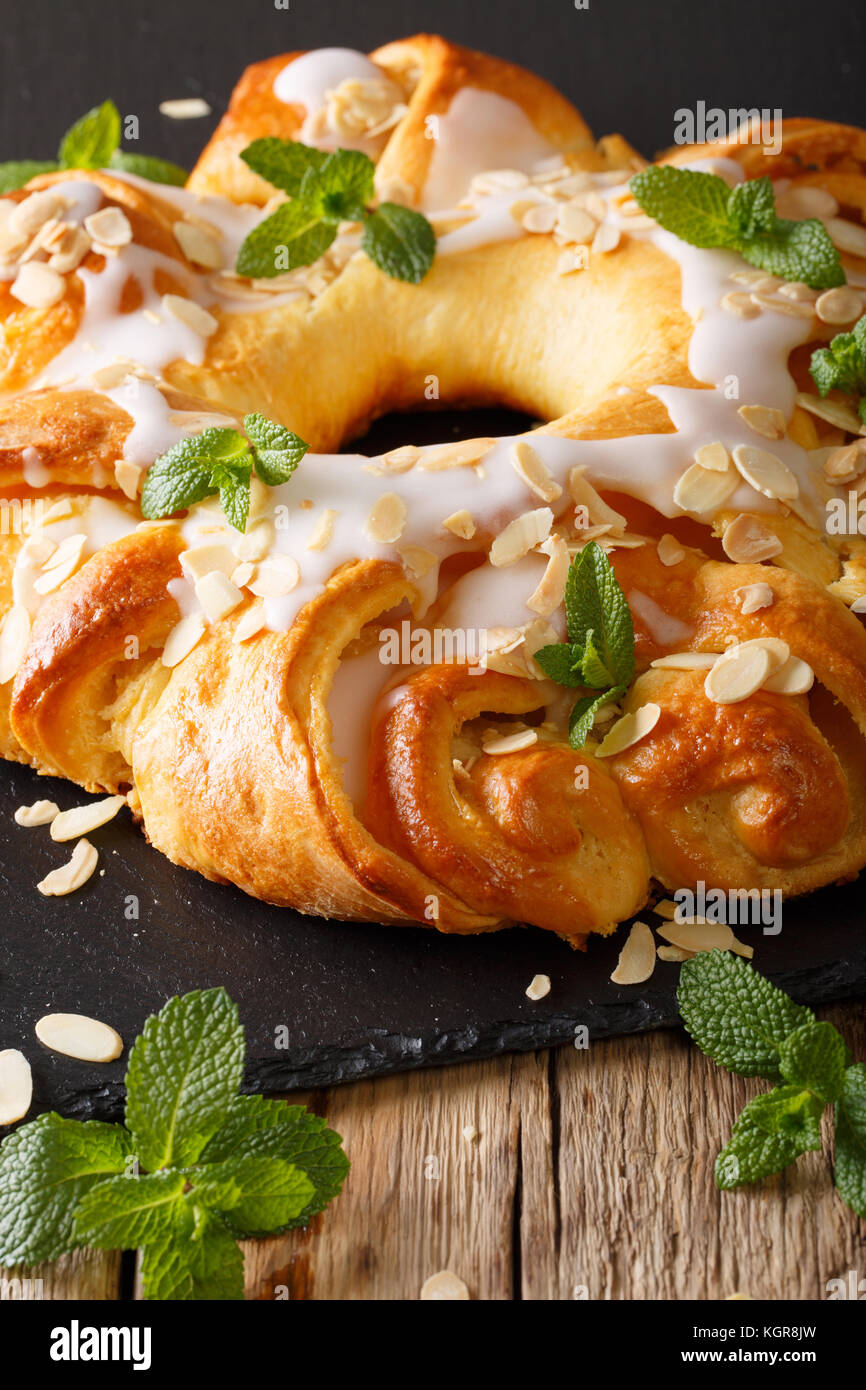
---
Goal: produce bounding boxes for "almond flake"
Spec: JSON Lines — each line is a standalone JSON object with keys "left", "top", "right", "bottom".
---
{"left": 159, "top": 97, "right": 212, "bottom": 118}
{"left": 673, "top": 461, "right": 738, "bottom": 513}
{"left": 751, "top": 292, "right": 815, "bottom": 319}
{"left": 442, "top": 509, "right": 476, "bottom": 539}
{"left": 174, "top": 220, "right": 223, "bottom": 269}
{"left": 525, "top": 973, "right": 551, "bottom": 1000}
{"left": 775, "top": 186, "right": 838, "bottom": 219}
{"left": 420, "top": 1271, "right": 470, "bottom": 1301}
{"left": 730, "top": 936, "right": 755, "bottom": 960}
{"left": 234, "top": 519, "right": 275, "bottom": 562}
{"left": 795, "top": 391, "right": 864, "bottom": 435}
{"left": 83, "top": 207, "right": 132, "bottom": 248}
{"left": 738, "top": 404, "right": 786, "bottom": 440}
{"left": 522, "top": 203, "right": 558, "bottom": 234}
{"left": 825, "top": 217, "right": 866, "bottom": 259}
{"left": 737, "top": 582, "right": 774, "bottom": 615}
{"left": 8, "top": 190, "right": 64, "bottom": 239}
{"left": 14, "top": 799, "right": 60, "bottom": 827}
{"left": 482, "top": 728, "right": 538, "bottom": 755}
{"left": 596, "top": 703, "right": 660, "bottom": 758}
{"left": 656, "top": 920, "right": 734, "bottom": 952}
{"left": 610, "top": 921, "right": 656, "bottom": 985}
{"left": 35, "top": 1011, "right": 122, "bottom": 1062}
{"left": 815, "top": 286, "right": 863, "bottom": 325}
{"left": 196, "top": 571, "right": 244, "bottom": 622}
{"left": 721, "top": 291, "right": 761, "bottom": 319}
{"left": 0, "top": 605, "right": 31, "bottom": 684}
{"left": 305, "top": 509, "right": 337, "bottom": 551}
{"left": 397, "top": 545, "right": 438, "bottom": 578}
{"left": 50, "top": 795, "right": 125, "bottom": 842}
{"left": 653, "top": 899, "right": 679, "bottom": 919}
{"left": 763, "top": 654, "right": 814, "bottom": 695}
{"left": 704, "top": 644, "right": 772, "bottom": 704}
{"left": 824, "top": 441, "right": 866, "bottom": 482}
{"left": 0, "top": 1050, "right": 32, "bottom": 1124}
{"left": 592, "top": 223, "right": 620, "bottom": 254}
{"left": 230, "top": 562, "right": 254, "bottom": 588}
{"left": 233, "top": 606, "right": 267, "bottom": 643}
{"left": 489, "top": 508, "right": 553, "bottom": 567}
{"left": 657, "top": 944, "right": 695, "bottom": 963}
{"left": 162, "top": 614, "right": 206, "bottom": 667}
{"left": 10, "top": 261, "right": 66, "bottom": 308}
{"left": 721, "top": 514, "right": 783, "bottom": 564}
{"left": 180, "top": 543, "right": 236, "bottom": 581}
{"left": 556, "top": 205, "right": 597, "bottom": 244}
{"left": 420, "top": 438, "right": 495, "bottom": 471}
{"left": 381, "top": 445, "right": 420, "bottom": 473}
{"left": 48, "top": 224, "right": 91, "bottom": 273}
{"left": 568, "top": 467, "right": 627, "bottom": 530}
{"left": 162, "top": 293, "right": 218, "bottom": 337}
{"left": 694, "top": 442, "right": 731, "bottom": 472}
{"left": 650, "top": 651, "right": 717, "bottom": 670}
{"left": 527, "top": 534, "right": 569, "bottom": 616}
{"left": 657, "top": 534, "right": 685, "bottom": 566}
{"left": 511, "top": 440, "right": 562, "bottom": 503}
{"left": 732, "top": 444, "right": 798, "bottom": 501}
{"left": 33, "top": 534, "right": 88, "bottom": 593}
{"left": 114, "top": 459, "right": 142, "bottom": 499}
{"left": 37, "top": 838, "right": 99, "bottom": 896}
{"left": 462, "top": 1124, "right": 479, "bottom": 1143}
{"left": 248, "top": 555, "right": 300, "bottom": 598}
{"left": 366, "top": 492, "right": 407, "bottom": 545}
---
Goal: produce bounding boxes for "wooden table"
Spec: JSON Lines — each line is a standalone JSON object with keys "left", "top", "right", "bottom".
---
{"left": 2, "top": 1000, "right": 863, "bottom": 1301}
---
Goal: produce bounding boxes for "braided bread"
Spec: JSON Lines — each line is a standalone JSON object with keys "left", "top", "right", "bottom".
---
{"left": 1, "top": 36, "right": 865, "bottom": 947}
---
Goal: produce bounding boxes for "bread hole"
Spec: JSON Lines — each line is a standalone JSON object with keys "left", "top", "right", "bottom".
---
{"left": 346, "top": 406, "right": 540, "bottom": 459}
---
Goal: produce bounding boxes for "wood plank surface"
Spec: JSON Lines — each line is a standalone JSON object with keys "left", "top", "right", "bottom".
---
{"left": 3, "top": 1002, "right": 864, "bottom": 1301}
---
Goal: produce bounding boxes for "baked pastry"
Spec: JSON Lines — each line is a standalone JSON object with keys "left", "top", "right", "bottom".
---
{"left": 1, "top": 35, "right": 865, "bottom": 947}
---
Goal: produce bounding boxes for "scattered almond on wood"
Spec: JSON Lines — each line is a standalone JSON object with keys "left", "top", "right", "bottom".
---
{"left": 610, "top": 920, "right": 656, "bottom": 985}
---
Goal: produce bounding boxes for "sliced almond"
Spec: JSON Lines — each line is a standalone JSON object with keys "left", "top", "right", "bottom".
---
{"left": 732, "top": 445, "right": 798, "bottom": 501}
{"left": 247, "top": 554, "right": 300, "bottom": 598}
{"left": 721, "top": 291, "right": 761, "bottom": 319}
{"left": 162, "top": 614, "right": 206, "bottom": 668}
{"left": 35, "top": 1012, "right": 122, "bottom": 1062}
{"left": 673, "top": 461, "right": 738, "bottom": 514}
{"left": 522, "top": 203, "right": 558, "bottom": 234}
{"left": 815, "top": 286, "right": 863, "bottom": 325}
{"left": 737, "top": 405, "right": 786, "bottom": 441}
{"left": 8, "top": 189, "right": 63, "bottom": 239}
{"left": 442, "top": 509, "right": 476, "bottom": 540}
{"left": 775, "top": 186, "right": 838, "bottom": 219}
{"left": 366, "top": 492, "right": 407, "bottom": 545}
{"left": 48, "top": 224, "right": 92, "bottom": 273}
{"left": 730, "top": 935, "right": 755, "bottom": 960}
{"left": 568, "top": 467, "right": 627, "bottom": 531}
{"left": 381, "top": 445, "right": 420, "bottom": 473}
{"left": 174, "top": 220, "right": 223, "bottom": 269}
{"left": 482, "top": 728, "right": 538, "bottom": 755}
{"left": 694, "top": 442, "right": 731, "bottom": 473}
{"left": 489, "top": 508, "right": 553, "bottom": 567}
{"left": 0, "top": 605, "right": 31, "bottom": 684}
{"left": 32, "top": 535, "right": 88, "bottom": 593}
{"left": 556, "top": 205, "right": 597, "bottom": 244}
{"left": 704, "top": 644, "right": 773, "bottom": 704}
{"left": 196, "top": 571, "right": 244, "bottom": 622}
{"left": 420, "top": 438, "right": 494, "bottom": 471}
{"left": 511, "top": 440, "right": 562, "bottom": 503}
{"left": 653, "top": 898, "right": 679, "bottom": 919}
{"left": 397, "top": 545, "right": 438, "bottom": 579}
{"left": 596, "top": 703, "right": 661, "bottom": 758}
{"left": 650, "top": 651, "right": 717, "bottom": 670}
{"left": 161, "top": 293, "right": 218, "bottom": 337}
{"left": 825, "top": 217, "right": 866, "bottom": 259}
{"left": 657, "top": 534, "right": 685, "bottom": 567}
{"left": 305, "top": 509, "right": 338, "bottom": 551}
{"left": 721, "top": 514, "right": 783, "bottom": 564}
{"left": 656, "top": 920, "right": 734, "bottom": 952}
{"left": 50, "top": 795, "right": 125, "bottom": 842}
{"left": 751, "top": 292, "right": 815, "bottom": 319}
{"left": 180, "top": 543, "right": 237, "bottom": 581}
{"left": 763, "top": 654, "right": 814, "bottom": 695}
{"left": 230, "top": 561, "right": 254, "bottom": 588}
{"left": 592, "top": 223, "right": 620, "bottom": 254}
{"left": 233, "top": 606, "right": 267, "bottom": 643}
{"left": 10, "top": 261, "right": 66, "bottom": 309}
{"left": 610, "top": 921, "right": 656, "bottom": 985}
{"left": 0, "top": 1050, "right": 33, "bottom": 1124}
{"left": 159, "top": 97, "right": 212, "bottom": 119}
{"left": 657, "top": 944, "right": 696, "bottom": 963}
{"left": 525, "top": 973, "right": 551, "bottom": 1000}
{"left": 795, "top": 391, "right": 865, "bottom": 435}
{"left": 737, "top": 582, "right": 774, "bottom": 615}
{"left": 14, "top": 799, "right": 60, "bottom": 827}
{"left": 234, "top": 519, "right": 275, "bottom": 562}
{"left": 114, "top": 459, "right": 142, "bottom": 499}
{"left": 527, "top": 534, "right": 569, "bottom": 616}
{"left": 83, "top": 207, "right": 133, "bottom": 248}
{"left": 823, "top": 440, "right": 866, "bottom": 482}
{"left": 37, "top": 838, "right": 99, "bottom": 896}
{"left": 420, "top": 1271, "right": 470, "bottom": 1301}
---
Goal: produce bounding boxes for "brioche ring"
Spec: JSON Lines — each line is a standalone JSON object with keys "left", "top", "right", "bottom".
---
{"left": 0, "top": 36, "right": 865, "bottom": 947}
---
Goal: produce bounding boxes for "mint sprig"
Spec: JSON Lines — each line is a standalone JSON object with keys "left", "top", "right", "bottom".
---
{"left": 0, "top": 987, "right": 349, "bottom": 1299}
{"left": 139, "top": 411, "right": 308, "bottom": 532}
{"left": 237, "top": 138, "right": 435, "bottom": 285}
{"left": 533, "top": 541, "right": 635, "bottom": 748}
{"left": 0, "top": 98, "right": 187, "bottom": 193}
{"left": 629, "top": 167, "right": 845, "bottom": 291}
{"left": 677, "top": 952, "right": 866, "bottom": 1215}
{"left": 810, "top": 314, "right": 866, "bottom": 425}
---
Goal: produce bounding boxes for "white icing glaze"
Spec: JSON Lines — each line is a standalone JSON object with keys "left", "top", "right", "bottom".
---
{"left": 12, "top": 497, "right": 138, "bottom": 615}
{"left": 21, "top": 447, "right": 51, "bottom": 489}
{"left": 272, "top": 47, "right": 383, "bottom": 111}
{"left": 421, "top": 89, "right": 557, "bottom": 211}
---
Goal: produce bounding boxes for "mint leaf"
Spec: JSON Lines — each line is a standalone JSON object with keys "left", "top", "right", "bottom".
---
{"left": 715, "top": 1104, "right": 818, "bottom": 1189}
{"left": 244, "top": 412, "right": 309, "bottom": 486}
{"left": 565, "top": 542, "right": 635, "bottom": 687}
{"left": 569, "top": 685, "right": 626, "bottom": 749}
{"left": 213, "top": 461, "right": 252, "bottom": 533}
{"left": 629, "top": 166, "right": 737, "bottom": 249}
{"left": 581, "top": 629, "right": 616, "bottom": 688}
{"left": 677, "top": 950, "right": 814, "bottom": 1081}
{"left": 741, "top": 216, "right": 845, "bottom": 291}
{"left": 778, "top": 1020, "right": 848, "bottom": 1104}
{"left": 59, "top": 99, "right": 121, "bottom": 169}
{"left": 0, "top": 1114, "right": 131, "bottom": 1264}
{"left": 189, "top": 1155, "right": 313, "bottom": 1237}
{"left": 726, "top": 177, "right": 776, "bottom": 239}
{"left": 532, "top": 642, "right": 586, "bottom": 686}
{"left": 140, "top": 436, "right": 218, "bottom": 519}
{"left": 810, "top": 316, "right": 866, "bottom": 408}
{"left": 200, "top": 1095, "right": 349, "bottom": 1225}
{"left": 739, "top": 1085, "right": 824, "bottom": 1144}
{"left": 834, "top": 1064, "right": 866, "bottom": 1219}
{"left": 362, "top": 203, "right": 436, "bottom": 284}
{"left": 108, "top": 150, "right": 188, "bottom": 187}
{"left": 0, "top": 160, "right": 60, "bottom": 193}
{"left": 125, "top": 987, "right": 245, "bottom": 1173}
{"left": 240, "top": 138, "right": 328, "bottom": 196}
{"left": 305, "top": 148, "right": 375, "bottom": 223}
{"left": 72, "top": 1170, "right": 186, "bottom": 1249}
{"left": 236, "top": 200, "right": 336, "bottom": 278}
{"left": 140, "top": 1210, "right": 244, "bottom": 1301}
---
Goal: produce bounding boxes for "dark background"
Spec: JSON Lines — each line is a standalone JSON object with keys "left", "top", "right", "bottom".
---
{"left": 1, "top": 0, "right": 863, "bottom": 170}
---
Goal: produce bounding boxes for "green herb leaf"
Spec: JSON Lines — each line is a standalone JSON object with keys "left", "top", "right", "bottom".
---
{"left": 59, "top": 99, "right": 121, "bottom": 169}
{"left": 244, "top": 412, "right": 309, "bottom": 485}
{"left": 235, "top": 200, "right": 337, "bottom": 278}
{"left": 240, "top": 137, "right": 328, "bottom": 196}
{"left": 213, "top": 460, "right": 252, "bottom": 534}
{"left": 565, "top": 542, "right": 635, "bottom": 686}
{"left": 200, "top": 1095, "right": 350, "bottom": 1226}
{"left": 778, "top": 1020, "right": 848, "bottom": 1104}
{"left": 581, "top": 629, "right": 616, "bottom": 688}
{"left": 677, "top": 950, "right": 814, "bottom": 1081}
{"left": 140, "top": 1209, "right": 244, "bottom": 1301}
{"left": 532, "top": 642, "right": 586, "bottom": 686}
{"left": 736, "top": 1084, "right": 824, "bottom": 1142}
{"left": 188, "top": 1155, "right": 313, "bottom": 1237}
{"left": 361, "top": 202, "right": 436, "bottom": 284}
{"left": 569, "top": 685, "right": 626, "bottom": 749}
{"left": 125, "top": 987, "right": 245, "bottom": 1173}
{"left": 0, "top": 1114, "right": 132, "bottom": 1264}
{"left": 108, "top": 150, "right": 188, "bottom": 187}
{"left": 715, "top": 1097, "right": 820, "bottom": 1190}
{"left": 629, "top": 165, "right": 845, "bottom": 290}
{"left": 305, "top": 148, "right": 375, "bottom": 223}
{"left": 809, "top": 315, "right": 866, "bottom": 423}
{"left": 0, "top": 160, "right": 60, "bottom": 193}
{"left": 834, "top": 1064, "right": 866, "bottom": 1219}
{"left": 140, "top": 434, "right": 220, "bottom": 520}
{"left": 72, "top": 1170, "right": 187, "bottom": 1249}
